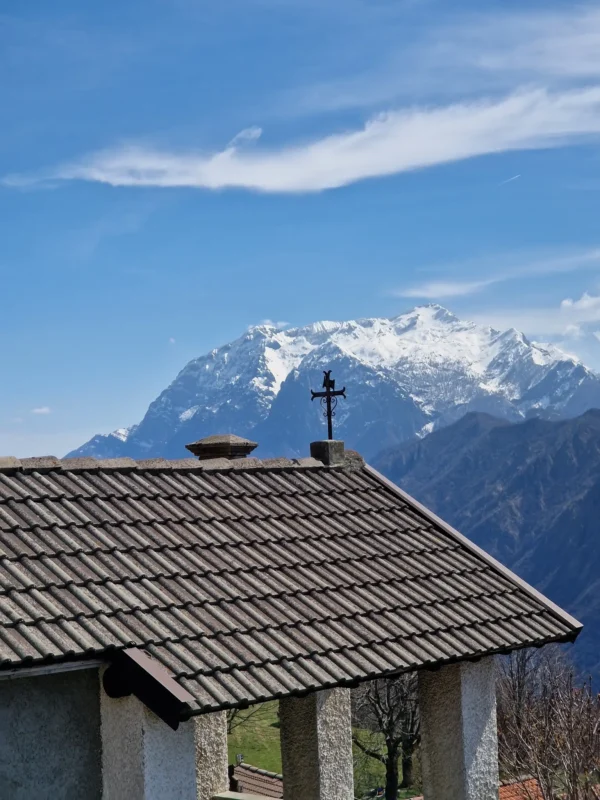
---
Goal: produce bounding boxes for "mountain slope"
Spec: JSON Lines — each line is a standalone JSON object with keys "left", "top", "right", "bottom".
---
{"left": 373, "top": 410, "right": 600, "bottom": 677}
{"left": 69, "top": 305, "right": 600, "bottom": 461}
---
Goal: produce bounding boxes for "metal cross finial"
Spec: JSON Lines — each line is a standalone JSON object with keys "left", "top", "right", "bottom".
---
{"left": 310, "top": 370, "right": 346, "bottom": 440}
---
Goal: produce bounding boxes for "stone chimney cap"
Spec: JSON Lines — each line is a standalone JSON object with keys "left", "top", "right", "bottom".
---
{"left": 310, "top": 440, "right": 345, "bottom": 466}
{"left": 185, "top": 433, "right": 258, "bottom": 460}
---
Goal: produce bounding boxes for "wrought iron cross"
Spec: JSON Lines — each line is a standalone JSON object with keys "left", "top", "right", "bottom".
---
{"left": 311, "top": 370, "right": 346, "bottom": 440}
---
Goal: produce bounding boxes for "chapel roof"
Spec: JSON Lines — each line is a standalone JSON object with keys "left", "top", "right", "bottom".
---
{"left": 0, "top": 447, "right": 581, "bottom": 717}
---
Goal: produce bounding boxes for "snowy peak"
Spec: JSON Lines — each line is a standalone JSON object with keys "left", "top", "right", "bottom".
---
{"left": 69, "top": 306, "right": 600, "bottom": 461}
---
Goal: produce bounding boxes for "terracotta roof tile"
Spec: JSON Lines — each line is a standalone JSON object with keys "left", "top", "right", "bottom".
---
{"left": 410, "top": 780, "right": 543, "bottom": 800}
{"left": 499, "top": 778, "right": 544, "bottom": 799}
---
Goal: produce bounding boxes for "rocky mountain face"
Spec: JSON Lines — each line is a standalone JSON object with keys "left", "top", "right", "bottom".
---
{"left": 373, "top": 410, "right": 600, "bottom": 679}
{"left": 69, "top": 304, "right": 600, "bottom": 461}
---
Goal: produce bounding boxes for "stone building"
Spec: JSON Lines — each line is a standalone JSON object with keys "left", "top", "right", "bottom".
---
{"left": 0, "top": 434, "right": 581, "bottom": 799}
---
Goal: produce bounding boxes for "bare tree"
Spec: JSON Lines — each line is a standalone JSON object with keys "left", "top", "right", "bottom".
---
{"left": 497, "top": 647, "right": 600, "bottom": 800}
{"left": 352, "top": 674, "right": 420, "bottom": 799}
{"left": 227, "top": 703, "right": 274, "bottom": 735}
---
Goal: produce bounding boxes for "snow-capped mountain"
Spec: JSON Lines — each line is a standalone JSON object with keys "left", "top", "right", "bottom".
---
{"left": 69, "top": 305, "right": 600, "bottom": 460}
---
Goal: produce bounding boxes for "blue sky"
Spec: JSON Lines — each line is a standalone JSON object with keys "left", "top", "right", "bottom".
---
{"left": 3, "top": 0, "right": 600, "bottom": 456}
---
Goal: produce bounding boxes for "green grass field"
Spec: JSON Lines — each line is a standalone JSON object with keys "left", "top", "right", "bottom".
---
{"left": 227, "top": 702, "right": 282, "bottom": 773}
{"left": 227, "top": 702, "right": 419, "bottom": 798}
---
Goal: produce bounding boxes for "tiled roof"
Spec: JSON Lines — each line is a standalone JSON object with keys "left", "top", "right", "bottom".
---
{"left": 499, "top": 779, "right": 543, "bottom": 800}
{"left": 410, "top": 779, "right": 544, "bottom": 800}
{"left": 231, "top": 763, "right": 283, "bottom": 798}
{"left": 0, "top": 451, "right": 581, "bottom": 715}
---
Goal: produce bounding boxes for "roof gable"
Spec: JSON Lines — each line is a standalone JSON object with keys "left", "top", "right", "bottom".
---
{"left": 0, "top": 453, "right": 581, "bottom": 715}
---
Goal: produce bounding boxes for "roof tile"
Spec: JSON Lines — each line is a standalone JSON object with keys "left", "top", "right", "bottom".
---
{"left": 0, "top": 456, "right": 581, "bottom": 713}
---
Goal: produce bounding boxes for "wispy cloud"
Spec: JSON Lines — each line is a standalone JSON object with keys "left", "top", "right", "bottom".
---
{"left": 456, "top": 7, "right": 600, "bottom": 83}
{"left": 260, "top": 319, "right": 289, "bottom": 329}
{"left": 228, "top": 126, "right": 263, "bottom": 147}
{"left": 59, "top": 203, "right": 157, "bottom": 262}
{"left": 9, "top": 86, "right": 600, "bottom": 194}
{"left": 394, "top": 247, "right": 600, "bottom": 300}
{"left": 396, "top": 279, "right": 496, "bottom": 299}
{"left": 31, "top": 407, "right": 51, "bottom": 415}
{"left": 290, "top": 5, "right": 600, "bottom": 115}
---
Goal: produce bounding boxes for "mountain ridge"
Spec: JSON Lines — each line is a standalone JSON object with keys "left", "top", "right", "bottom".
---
{"left": 68, "top": 304, "right": 600, "bottom": 461}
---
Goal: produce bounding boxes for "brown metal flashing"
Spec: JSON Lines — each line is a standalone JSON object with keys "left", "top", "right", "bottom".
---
{"left": 363, "top": 464, "right": 583, "bottom": 638}
{"left": 103, "top": 647, "right": 195, "bottom": 730}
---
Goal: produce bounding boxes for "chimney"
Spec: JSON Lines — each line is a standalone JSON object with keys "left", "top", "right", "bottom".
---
{"left": 185, "top": 433, "right": 258, "bottom": 461}
{"left": 310, "top": 439, "right": 345, "bottom": 466}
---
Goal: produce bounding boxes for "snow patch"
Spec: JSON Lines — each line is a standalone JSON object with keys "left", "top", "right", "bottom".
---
{"left": 178, "top": 407, "right": 199, "bottom": 423}
{"left": 111, "top": 427, "right": 132, "bottom": 442}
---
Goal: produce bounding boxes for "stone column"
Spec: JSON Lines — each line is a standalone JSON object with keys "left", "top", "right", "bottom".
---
{"left": 194, "top": 710, "right": 230, "bottom": 800}
{"left": 101, "top": 686, "right": 229, "bottom": 800}
{"left": 417, "top": 657, "right": 499, "bottom": 800}
{"left": 279, "top": 688, "right": 354, "bottom": 800}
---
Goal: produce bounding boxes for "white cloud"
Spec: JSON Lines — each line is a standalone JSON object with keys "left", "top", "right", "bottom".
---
{"left": 459, "top": 7, "right": 600, "bottom": 82}
{"left": 31, "top": 406, "right": 51, "bottom": 415}
{"left": 168, "top": 337, "right": 176, "bottom": 344}
{"left": 560, "top": 292, "right": 600, "bottom": 312}
{"left": 563, "top": 324, "right": 584, "bottom": 339}
{"left": 259, "top": 319, "right": 289, "bottom": 329}
{"left": 9, "top": 86, "right": 600, "bottom": 194}
{"left": 395, "top": 279, "right": 495, "bottom": 299}
{"left": 291, "top": 5, "right": 600, "bottom": 114}
{"left": 394, "top": 247, "right": 600, "bottom": 300}
{"left": 228, "top": 126, "right": 263, "bottom": 147}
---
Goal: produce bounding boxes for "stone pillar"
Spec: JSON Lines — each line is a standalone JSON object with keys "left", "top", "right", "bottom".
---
{"left": 194, "top": 710, "right": 230, "bottom": 800}
{"left": 279, "top": 688, "right": 354, "bottom": 800}
{"left": 101, "top": 687, "right": 229, "bottom": 800}
{"left": 418, "top": 657, "right": 499, "bottom": 800}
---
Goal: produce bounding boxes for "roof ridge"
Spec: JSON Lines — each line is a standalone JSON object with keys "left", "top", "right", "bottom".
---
{"left": 0, "top": 454, "right": 365, "bottom": 474}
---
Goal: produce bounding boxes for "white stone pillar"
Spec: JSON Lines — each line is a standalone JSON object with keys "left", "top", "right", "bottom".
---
{"left": 279, "top": 688, "right": 354, "bottom": 800}
{"left": 100, "top": 687, "right": 229, "bottom": 800}
{"left": 418, "top": 657, "right": 499, "bottom": 800}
